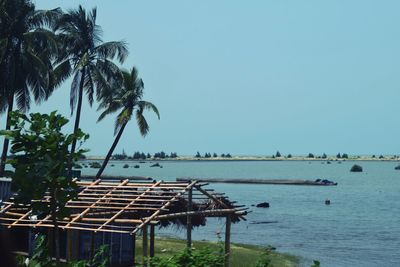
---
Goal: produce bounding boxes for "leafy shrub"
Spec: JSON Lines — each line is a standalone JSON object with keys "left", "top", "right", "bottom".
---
{"left": 254, "top": 251, "right": 273, "bottom": 267}
{"left": 149, "top": 246, "right": 224, "bottom": 267}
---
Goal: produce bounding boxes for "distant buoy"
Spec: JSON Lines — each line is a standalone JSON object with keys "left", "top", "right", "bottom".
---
{"left": 325, "top": 199, "right": 331, "bottom": 205}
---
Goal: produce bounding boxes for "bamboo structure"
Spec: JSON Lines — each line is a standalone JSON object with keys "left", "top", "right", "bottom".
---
{"left": 0, "top": 179, "right": 247, "bottom": 265}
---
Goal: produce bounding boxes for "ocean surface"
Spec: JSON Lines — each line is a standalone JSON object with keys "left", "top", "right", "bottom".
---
{"left": 80, "top": 160, "right": 400, "bottom": 267}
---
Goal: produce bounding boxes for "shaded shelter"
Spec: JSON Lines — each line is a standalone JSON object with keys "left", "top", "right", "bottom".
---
{"left": 0, "top": 179, "right": 247, "bottom": 266}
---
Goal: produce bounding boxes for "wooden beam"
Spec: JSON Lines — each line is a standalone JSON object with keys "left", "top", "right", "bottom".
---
{"left": 7, "top": 210, "right": 31, "bottom": 228}
{"left": 225, "top": 215, "right": 231, "bottom": 267}
{"left": 154, "top": 208, "right": 243, "bottom": 220}
{"left": 95, "top": 181, "right": 163, "bottom": 232}
{"left": 195, "top": 185, "right": 246, "bottom": 221}
{"left": 131, "top": 180, "right": 198, "bottom": 235}
{"left": 64, "top": 179, "right": 127, "bottom": 228}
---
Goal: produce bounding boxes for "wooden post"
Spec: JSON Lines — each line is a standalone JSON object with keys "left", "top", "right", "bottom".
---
{"left": 187, "top": 187, "right": 193, "bottom": 248}
{"left": 90, "top": 232, "right": 95, "bottom": 262}
{"left": 66, "top": 230, "right": 73, "bottom": 261}
{"left": 132, "top": 234, "right": 136, "bottom": 266}
{"left": 142, "top": 226, "right": 148, "bottom": 267}
{"left": 150, "top": 225, "right": 155, "bottom": 258}
{"left": 224, "top": 215, "right": 231, "bottom": 267}
{"left": 48, "top": 229, "right": 54, "bottom": 258}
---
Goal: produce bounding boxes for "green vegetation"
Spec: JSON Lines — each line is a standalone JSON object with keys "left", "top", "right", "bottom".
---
{"left": 17, "top": 235, "right": 109, "bottom": 267}
{"left": 54, "top": 5, "right": 128, "bottom": 175}
{"left": 0, "top": 0, "right": 61, "bottom": 175}
{"left": 140, "top": 238, "right": 298, "bottom": 267}
{"left": 0, "top": 111, "right": 88, "bottom": 262}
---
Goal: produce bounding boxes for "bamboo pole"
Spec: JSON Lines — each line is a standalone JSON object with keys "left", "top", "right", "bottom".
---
{"left": 64, "top": 179, "right": 129, "bottom": 228}
{"left": 96, "top": 181, "right": 162, "bottom": 232}
{"left": 154, "top": 209, "right": 245, "bottom": 220}
{"left": 195, "top": 185, "right": 246, "bottom": 221}
{"left": 131, "top": 180, "right": 198, "bottom": 235}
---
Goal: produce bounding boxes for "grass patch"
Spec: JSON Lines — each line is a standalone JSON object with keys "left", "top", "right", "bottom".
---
{"left": 135, "top": 237, "right": 299, "bottom": 267}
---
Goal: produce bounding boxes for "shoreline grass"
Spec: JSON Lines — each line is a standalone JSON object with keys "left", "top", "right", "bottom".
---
{"left": 136, "top": 237, "right": 299, "bottom": 267}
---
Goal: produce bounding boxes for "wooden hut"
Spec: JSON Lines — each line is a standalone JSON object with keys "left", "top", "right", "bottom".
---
{"left": 0, "top": 178, "right": 247, "bottom": 266}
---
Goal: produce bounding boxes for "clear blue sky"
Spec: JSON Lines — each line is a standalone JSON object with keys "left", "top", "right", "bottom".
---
{"left": 2, "top": 0, "right": 400, "bottom": 156}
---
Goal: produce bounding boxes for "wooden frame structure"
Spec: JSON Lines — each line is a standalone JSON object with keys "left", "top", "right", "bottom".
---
{"left": 0, "top": 179, "right": 247, "bottom": 266}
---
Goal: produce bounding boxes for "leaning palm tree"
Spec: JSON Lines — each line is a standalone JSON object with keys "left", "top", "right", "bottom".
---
{"left": 0, "top": 0, "right": 61, "bottom": 175}
{"left": 53, "top": 5, "right": 128, "bottom": 173}
{"left": 95, "top": 67, "right": 159, "bottom": 178}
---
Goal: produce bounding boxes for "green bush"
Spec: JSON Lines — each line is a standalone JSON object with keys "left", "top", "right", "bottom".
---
{"left": 149, "top": 246, "right": 224, "bottom": 267}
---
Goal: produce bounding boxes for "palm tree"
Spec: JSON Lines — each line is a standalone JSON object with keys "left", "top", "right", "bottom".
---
{"left": 0, "top": 0, "right": 61, "bottom": 175}
{"left": 53, "top": 5, "right": 128, "bottom": 174}
{"left": 95, "top": 67, "right": 159, "bottom": 178}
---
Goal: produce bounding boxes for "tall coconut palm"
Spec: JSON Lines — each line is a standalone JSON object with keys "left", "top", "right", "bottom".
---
{"left": 53, "top": 5, "right": 128, "bottom": 174}
{"left": 95, "top": 67, "right": 159, "bottom": 178}
{"left": 0, "top": 0, "right": 61, "bottom": 175}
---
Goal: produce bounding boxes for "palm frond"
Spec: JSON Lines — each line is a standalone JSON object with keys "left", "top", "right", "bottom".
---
{"left": 138, "top": 101, "right": 160, "bottom": 119}
{"left": 84, "top": 70, "right": 94, "bottom": 106}
{"left": 31, "top": 8, "right": 62, "bottom": 29}
{"left": 135, "top": 109, "right": 149, "bottom": 137}
{"left": 95, "top": 41, "right": 128, "bottom": 63}
{"left": 15, "top": 86, "right": 30, "bottom": 112}
{"left": 51, "top": 59, "right": 72, "bottom": 89}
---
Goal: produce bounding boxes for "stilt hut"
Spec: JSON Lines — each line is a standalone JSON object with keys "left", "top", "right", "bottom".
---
{"left": 0, "top": 178, "right": 247, "bottom": 266}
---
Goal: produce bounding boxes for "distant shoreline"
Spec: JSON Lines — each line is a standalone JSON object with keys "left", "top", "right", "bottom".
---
{"left": 84, "top": 156, "right": 400, "bottom": 162}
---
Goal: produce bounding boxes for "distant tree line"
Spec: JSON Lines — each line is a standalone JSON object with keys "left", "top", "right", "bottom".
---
{"left": 272, "top": 151, "right": 354, "bottom": 159}
{"left": 195, "top": 152, "right": 232, "bottom": 158}
{"left": 111, "top": 151, "right": 178, "bottom": 160}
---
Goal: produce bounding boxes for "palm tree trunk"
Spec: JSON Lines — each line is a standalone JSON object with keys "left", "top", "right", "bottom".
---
{"left": 96, "top": 122, "right": 127, "bottom": 179}
{"left": 0, "top": 94, "right": 14, "bottom": 175}
{"left": 68, "top": 68, "right": 86, "bottom": 177}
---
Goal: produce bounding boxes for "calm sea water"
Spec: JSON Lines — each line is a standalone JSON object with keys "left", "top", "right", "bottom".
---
{"left": 81, "top": 160, "right": 400, "bottom": 267}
